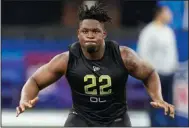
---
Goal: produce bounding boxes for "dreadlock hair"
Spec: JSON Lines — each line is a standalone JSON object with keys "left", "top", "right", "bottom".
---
{"left": 78, "top": 2, "right": 112, "bottom": 23}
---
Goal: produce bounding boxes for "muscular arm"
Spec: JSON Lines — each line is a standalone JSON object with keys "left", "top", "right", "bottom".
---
{"left": 20, "top": 52, "right": 69, "bottom": 102}
{"left": 120, "top": 46, "right": 163, "bottom": 102}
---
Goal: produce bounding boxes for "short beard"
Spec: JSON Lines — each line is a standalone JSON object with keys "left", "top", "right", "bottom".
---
{"left": 87, "top": 46, "right": 97, "bottom": 53}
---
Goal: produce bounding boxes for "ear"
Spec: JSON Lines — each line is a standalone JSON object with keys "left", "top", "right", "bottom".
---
{"left": 103, "top": 31, "right": 107, "bottom": 39}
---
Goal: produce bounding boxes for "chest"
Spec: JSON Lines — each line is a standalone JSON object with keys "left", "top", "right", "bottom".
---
{"left": 152, "top": 28, "right": 173, "bottom": 47}
{"left": 66, "top": 56, "right": 127, "bottom": 94}
{"left": 70, "top": 56, "right": 125, "bottom": 79}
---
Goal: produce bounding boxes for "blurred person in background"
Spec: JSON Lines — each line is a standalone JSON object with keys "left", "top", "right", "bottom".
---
{"left": 16, "top": 2, "right": 175, "bottom": 127}
{"left": 137, "top": 5, "right": 179, "bottom": 127}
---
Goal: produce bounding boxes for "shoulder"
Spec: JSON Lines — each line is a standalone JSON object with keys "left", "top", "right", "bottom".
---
{"left": 120, "top": 46, "right": 138, "bottom": 58}
{"left": 53, "top": 51, "right": 69, "bottom": 61}
{"left": 139, "top": 24, "right": 155, "bottom": 41}
{"left": 141, "top": 23, "right": 154, "bottom": 33}
{"left": 119, "top": 46, "right": 140, "bottom": 70}
{"left": 52, "top": 51, "right": 69, "bottom": 66}
{"left": 51, "top": 51, "right": 69, "bottom": 62}
{"left": 48, "top": 51, "right": 69, "bottom": 74}
{"left": 119, "top": 46, "right": 154, "bottom": 74}
{"left": 165, "top": 26, "right": 175, "bottom": 35}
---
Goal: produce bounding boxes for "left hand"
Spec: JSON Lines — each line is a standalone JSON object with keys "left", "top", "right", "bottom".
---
{"left": 150, "top": 100, "right": 175, "bottom": 118}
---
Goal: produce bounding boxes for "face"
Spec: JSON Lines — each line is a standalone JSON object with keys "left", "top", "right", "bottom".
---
{"left": 78, "top": 19, "right": 106, "bottom": 53}
{"left": 160, "top": 7, "right": 173, "bottom": 24}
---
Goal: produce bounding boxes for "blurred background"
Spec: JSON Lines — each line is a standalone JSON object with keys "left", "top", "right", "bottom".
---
{"left": 1, "top": 0, "right": 188, "bottom": 127}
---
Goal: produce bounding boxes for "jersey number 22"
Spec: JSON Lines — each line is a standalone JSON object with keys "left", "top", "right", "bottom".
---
{"left": 84, "top": 75, "right": 112, "bottom": 95}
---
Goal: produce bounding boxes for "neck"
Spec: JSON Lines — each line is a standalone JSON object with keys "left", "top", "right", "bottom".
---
{"left": 153, "top": 18, "right": 165, "bottom": 26}
{"left": 81, "top": 41, "right": 105, "bottom": 60}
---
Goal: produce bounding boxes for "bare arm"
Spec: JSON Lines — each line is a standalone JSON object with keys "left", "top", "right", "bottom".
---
{"left": 120, "top": 46, "right": 175, "bottom": 118}
{"left": 17, "top": 52, "right": 69, "bottom": 116}
{"left": 120, "top": 46, "right": 163, "bottom": 101}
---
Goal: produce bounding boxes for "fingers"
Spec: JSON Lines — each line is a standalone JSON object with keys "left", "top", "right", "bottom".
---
{"left": 168, "top": 104, "right": 175, "bottom": 118}
{"left": 16, "top": 100, "right": 34, "bottom": 117}
{"left": 150, "top": 102, "right": 159, "bottom": 108}
{"left": 20, "top": 104, "right": 25, "bottom": 112}
{"left": 16, "top": 107, "right": 21, "bottom": 117}
{"left": 161, "top": 102, "right": 175, "bottom": 118}
{"left": 150, "top": 101, "right": 175, "bottom": 118}
{"left": 23, "top": 102, "right": 32, "bottom": 108}
{"left": 162, "top": 103, "right": 169, "bottom": 116}
{"left": 16, "top": 105, "right": 25, "bottom": 117}
{"left": 30, "top": 97, "right": 39, "bottom": 106}
{"left": 152, "top": 102, "right": 169, "bottom": 115}
{"left": 150, "top": 102, "right": 165, "bottom": 109}
{"left": 16, "top": 97, "right": 39, "bottom": 117}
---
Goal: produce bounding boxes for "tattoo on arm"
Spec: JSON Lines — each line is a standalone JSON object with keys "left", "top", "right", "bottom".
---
{"left": 120, "top": 46, "right": 155, "bottom": 81}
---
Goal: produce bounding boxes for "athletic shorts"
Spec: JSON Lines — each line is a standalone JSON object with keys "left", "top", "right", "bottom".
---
{"left": 64, "top": 109, "right": 132, "bottom": 127}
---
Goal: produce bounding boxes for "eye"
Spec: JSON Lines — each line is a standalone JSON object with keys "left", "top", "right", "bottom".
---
{"left": 93, "top": 29, "right": 100, "bottom": 33}
{"left": 82, "top": 30, "right": 88, "bottom": 34}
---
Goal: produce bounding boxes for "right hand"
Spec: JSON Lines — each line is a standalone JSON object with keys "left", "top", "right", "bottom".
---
{"left": 16, "top": 97, "right": 39, "bottom": 117}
